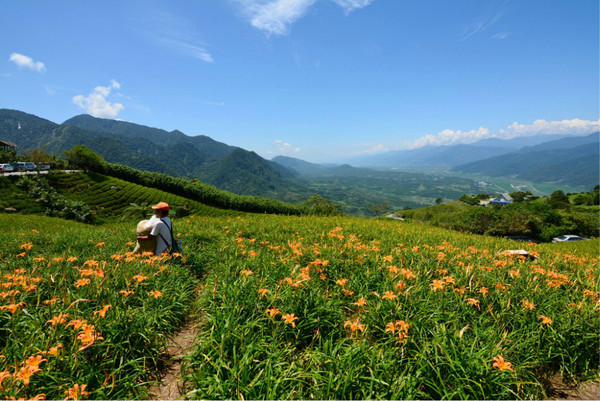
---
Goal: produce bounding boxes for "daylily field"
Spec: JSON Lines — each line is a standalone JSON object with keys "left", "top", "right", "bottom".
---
{"left": 0, "top": 213, "right": 598, "bottom": 399}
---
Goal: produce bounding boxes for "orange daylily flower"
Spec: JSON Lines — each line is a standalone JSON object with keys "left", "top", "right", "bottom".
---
{"left": 95, "top": 242, "right": 105, "bottom": 247}
{"left": 64, "top": 383, "right": 89, "bottom": 400}
{"left": 354, "top": 297, "right": 367, "bottom": 307}
{"left": 258, "top": 288, "right": 269, "bottom": 297}
{"left": 75, "top": 278, "right": 90, "bottom": 288}
{"left": 23, "top": 355, "right": 46, "bottom": 370}
{"left": 385, "top": 320, "right": 410, "bottom": 342}
{"left": 44, "top": 298, "right": 58, "bottom": 306}
{"left": 522, "top": 300, "right": 535, "bottom": 310}
{"left": 20, "top": 242, "right": 34, "bottom": 250}
{"left": 66, "top": 319, "right": 88, "bottom": 331}
{"left": 240, "top": 269, "right": 253, "bottom": 277}
{"left": 265, "top": 308, "right": 280, "bottom": 318}
{"left": 282, "top": 313, "right": 299, "bottom": 328}
{"left": 466, "top": 298, "right": 481, "bottom": 310}
{"left": 0, "top": 302, "right": 26, "bottom": 314}
{"left": 47, "top": 314, "right": 69, "bottom": 326}
{"left": 538, "top": 315, "right": 553, "bottom": 326}
{"left": 336, "top": 278, "right": 348, "bottom": 287}
{"left": 132, "top": 274, "right": 149, "bottom": 283}
{"left": 344, "top": 319, "right": 365, "bottom": 333}
{"left": 492, "top": 355, "right": 514, "bottom": 372}
{"left": 77, "top": 324, "right": 103, "bottom": 350}
{"left": 93, "top": 305, "right": 112, "bottom": 318}
{"left": 478, "top": 287, "right": 489, "bottom": 296}
{"left": 430, "top": 280, "right": 445, "bottom": 293}
{"left": 119, "top": 290, "right": 135, "bottom": 297}
{"left": 0, "top": 370, "right": 12, "bottom": 389}
{"left": 16, "top": 365, "right": 40, "bottom": 386}
{"left": 48, "top": 344, "right": 63, "bottom": 356}
{"left": 382, "top": 291, "right": 397, "bottom": 300}
{"left": 148, "top": 290, "right": 163, "bottom": 299}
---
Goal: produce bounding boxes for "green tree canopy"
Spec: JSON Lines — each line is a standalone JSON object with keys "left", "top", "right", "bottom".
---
{"left": 63, "top": 145, "right": 105, "bottom": 172}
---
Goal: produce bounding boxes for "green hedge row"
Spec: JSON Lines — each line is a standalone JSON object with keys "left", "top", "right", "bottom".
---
{"left": 99, "top": 163, "right": 303, "bottom": 215}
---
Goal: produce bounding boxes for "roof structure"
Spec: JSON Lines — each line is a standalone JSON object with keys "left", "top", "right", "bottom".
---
{"left": 0, "top": 140, "right": 17, "bottom": 148}
{"left": 490, "top": 194, "right": 512, "bottom": 204}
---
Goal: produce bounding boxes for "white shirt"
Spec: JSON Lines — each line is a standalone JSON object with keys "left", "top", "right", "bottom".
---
{"left": 150, "top": 217, "right": 172, "bottom": 255}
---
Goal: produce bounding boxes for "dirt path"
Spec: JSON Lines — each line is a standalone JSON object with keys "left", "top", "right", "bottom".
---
{"left": 550, "top": 375, "right": 600, "bottom": 400}
{"left": 149, "top": 318, "right": 200, "bottom": 400}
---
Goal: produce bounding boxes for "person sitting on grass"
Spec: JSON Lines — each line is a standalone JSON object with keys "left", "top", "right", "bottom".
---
{"left": 148, "top": 202, "right": 173, "bottom": 255}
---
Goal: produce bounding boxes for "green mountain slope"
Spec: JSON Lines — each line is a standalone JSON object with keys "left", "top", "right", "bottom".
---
{"left": 1, "top": 109, "right": 307, "bottom": 202}
{"left": 452, "top": 134, "right": 599, "bottom": 188}
{"left": 64, "top": 114, "right": 237, "bottom": 159}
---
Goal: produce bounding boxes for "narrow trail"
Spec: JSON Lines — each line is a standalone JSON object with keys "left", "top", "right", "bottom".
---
{"left": 150, "top": 318, "right": 200, "bottom": 400}
{"left": 550, "top": 376, "right": 600, "bottom": 400}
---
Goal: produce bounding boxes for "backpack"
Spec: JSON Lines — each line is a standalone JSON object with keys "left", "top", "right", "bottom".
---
{"left": 158, "top": 218, "right": 183, "bottom": 256}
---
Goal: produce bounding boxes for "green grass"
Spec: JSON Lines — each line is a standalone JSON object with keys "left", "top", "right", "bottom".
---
{"left": 1, "top": 204, "right": 597, "bottom": 399}
{"left": 0, "top": 214, "right": 201, "bottom": 399}
{"left": 180, "top": 215, "right": 599, "bottom": 399}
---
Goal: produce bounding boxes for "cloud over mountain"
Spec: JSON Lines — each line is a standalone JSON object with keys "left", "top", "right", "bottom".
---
{"left": 72, "top": 80, "right": 124, "bottom": 119}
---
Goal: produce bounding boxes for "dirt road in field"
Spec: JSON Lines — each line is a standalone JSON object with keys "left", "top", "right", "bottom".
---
{"left": 150, "top": 319, "right": 199, "bottom": 400}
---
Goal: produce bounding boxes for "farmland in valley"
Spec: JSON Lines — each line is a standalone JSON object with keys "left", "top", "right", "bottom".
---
{"left": 1, "top": 211, "right": 597, "bottom": 399}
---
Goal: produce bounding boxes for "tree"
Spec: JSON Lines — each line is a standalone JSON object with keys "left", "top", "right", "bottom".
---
{"left": 509, "top": 191, "right": 532, "bottom": 203}
{"left": 302, "top": 194, "right": 343, "bottom": 216}
{"left": 63, "top": 145, "right": 105, "bottom": 172}
{"left": 122, "top": 202, "right": 151, "bottom": 220}
{"left": 548, "top": 190, "right": 570, "bottom": 209}
{"left": 435, "top": 198, "right": 443, "bottom": 205}
{"left": 369, "top": 201, "right": 390, "bottom": 216}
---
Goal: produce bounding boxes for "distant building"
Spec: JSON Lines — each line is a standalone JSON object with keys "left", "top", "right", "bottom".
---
{"left": 480, "top": 194, "right": 512, "bottom": 206}
{"left": 0, "top": 140, "right": 17, "bottom": 152}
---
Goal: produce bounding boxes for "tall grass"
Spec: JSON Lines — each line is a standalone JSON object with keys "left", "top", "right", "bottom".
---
{"left": 1, "top": 212, "right": 597, "bottom": 399}
{"left": 0, "top": 215, "right": 199, "bottom": 399}
{"left": 181, "top": 215, "right": 599, "bottom": 399}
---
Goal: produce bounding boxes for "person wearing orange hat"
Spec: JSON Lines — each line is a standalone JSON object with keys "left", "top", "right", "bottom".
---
{"left": 148, "top": 202, "right": 174, "bottom": 255}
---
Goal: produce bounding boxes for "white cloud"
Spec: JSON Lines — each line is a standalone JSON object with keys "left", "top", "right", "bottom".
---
{"left": 502, "top": 118, "right": 600, "bottom": 137}
{"left": 240, "top": 0, "right": 316, "bottom": 36}
{"left": 136, "top": 9, "right": 213, "bottom": 62}
{"left": 330, "top": 0, "right": 374, "bottom": 14}
{"left": 458, "top": 13, "right": 502, "bottom": 42}
{"left": 274, "top": 139, "right": 301, "bottom": 154}
{"left": 234, "top": 0, "right": 374, "bottom": 35}
{"left": 72, "top": 80, "right": 124, "bottom": 118}
{"left": 44, "top": 85, "right": 56, "bottom": 96}
{"left": 402, "top": 118, "right": 600, "bottom": 150}
{"left": 9, "top": 53, "right": 46, "bottom": 73}
{"left": 491, "top": 32, "right": 511, "bottom": 40}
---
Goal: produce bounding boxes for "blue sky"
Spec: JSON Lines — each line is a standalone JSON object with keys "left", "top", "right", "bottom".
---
{"left": 2, "top": 0, "right": 598, "bottom": 162}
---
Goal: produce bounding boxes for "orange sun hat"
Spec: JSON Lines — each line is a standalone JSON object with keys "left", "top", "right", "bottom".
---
{"left": 151, "top": 202, "right": 170, "bottom": 211}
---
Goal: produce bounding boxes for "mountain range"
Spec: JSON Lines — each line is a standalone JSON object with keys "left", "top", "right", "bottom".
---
{"left": 0, "top": 109, "right": 305, "bottom": 200}
{"left": 1, "top": 109, "right": 597, "bottom": 212}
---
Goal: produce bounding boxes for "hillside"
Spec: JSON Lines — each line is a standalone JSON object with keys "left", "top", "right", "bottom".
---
{"left": 0, "top": 109, "right": 307, "bottom": 201}
{"left": 0, "top": 172, "right": 234, "bottom": 222}
{"left": 399, "top": 196, "right": 599, "bottom": 242}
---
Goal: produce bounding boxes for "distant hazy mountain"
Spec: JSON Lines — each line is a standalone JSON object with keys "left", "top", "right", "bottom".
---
{"left": 452, "top": 133, "right": 599, "bottom": 188}
{"left": 345, "top": 134, "right": 578, "bottom": 168}
{"left": 271, "top": 155, "right": 327, "bottom": 175}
